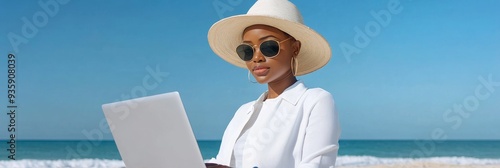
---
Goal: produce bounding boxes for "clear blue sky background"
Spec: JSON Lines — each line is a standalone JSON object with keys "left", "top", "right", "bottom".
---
{"left": 0, "top": 0, "right": 499, "bottom": 140}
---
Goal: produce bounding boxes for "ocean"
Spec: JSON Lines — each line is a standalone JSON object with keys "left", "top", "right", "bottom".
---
{"left": 0, "top": 140, "right": 499, "bottom": 167}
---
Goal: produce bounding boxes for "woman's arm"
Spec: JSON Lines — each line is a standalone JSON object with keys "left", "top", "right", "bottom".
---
{"left": 300, "top": 91, "right": 341, "bottom": 168}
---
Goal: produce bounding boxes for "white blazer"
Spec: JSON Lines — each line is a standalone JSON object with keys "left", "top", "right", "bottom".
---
{"left": 211, "top": 81, "right": 341, "bottom": 168}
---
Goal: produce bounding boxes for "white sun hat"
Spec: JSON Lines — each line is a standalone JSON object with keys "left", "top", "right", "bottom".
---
{"left": 207, "top": 0, "right": 332, "bottom": 76}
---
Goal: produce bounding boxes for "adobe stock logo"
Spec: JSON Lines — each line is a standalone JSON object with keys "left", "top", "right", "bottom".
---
{"left": 410, "top": 74, "right": 500, "bottom": 158}
{"left": 7, "top": 0, "right": 70, "bottom": 53}
{"left": 212, "top": 0, "right": 243, "bottom": 19}
{"left": 340, "top": 0, "right": 403, "bottom": 63}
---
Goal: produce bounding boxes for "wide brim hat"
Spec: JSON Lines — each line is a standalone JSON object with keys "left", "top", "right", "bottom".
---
{"left": 208, "top": 0, "right": 332, "bottom": 76}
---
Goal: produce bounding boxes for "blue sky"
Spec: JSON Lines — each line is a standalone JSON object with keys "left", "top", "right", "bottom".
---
{"left": 0, "top": 0, "right": 499, "bottom": 140}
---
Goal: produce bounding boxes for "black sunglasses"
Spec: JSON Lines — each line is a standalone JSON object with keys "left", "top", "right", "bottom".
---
{"left": 236, "top": 37, "right": 292, "bottom": 61}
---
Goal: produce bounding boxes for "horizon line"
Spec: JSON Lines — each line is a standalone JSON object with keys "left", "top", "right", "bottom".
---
{"left": 2, "top": 139, "right": 500, "bottom": 141}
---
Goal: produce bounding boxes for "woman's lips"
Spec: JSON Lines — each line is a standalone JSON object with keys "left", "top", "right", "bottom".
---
{"left": 253, "top": 66, "right": 270, "bottom": 76}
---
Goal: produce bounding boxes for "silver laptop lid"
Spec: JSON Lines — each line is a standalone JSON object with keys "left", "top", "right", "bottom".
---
{"left": 102, "top": 92, "right": 205, "bottom": 168}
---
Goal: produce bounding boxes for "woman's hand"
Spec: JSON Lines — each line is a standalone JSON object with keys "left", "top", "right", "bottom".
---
{"left": 205, "top": 163, "right": 231, "bottom": 168}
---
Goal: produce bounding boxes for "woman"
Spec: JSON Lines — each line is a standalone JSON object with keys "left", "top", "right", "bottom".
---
{"left": 206, "top": 0, "right": 340, "bottom": 167}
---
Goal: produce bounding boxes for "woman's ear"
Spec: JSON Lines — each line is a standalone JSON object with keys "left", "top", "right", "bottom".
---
{"left": 293, "top": 40, "right": 301, "bottom": 56}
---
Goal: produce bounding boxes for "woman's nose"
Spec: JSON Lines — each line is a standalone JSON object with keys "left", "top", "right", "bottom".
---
{"left": 251, "top": 47, "right": 265, "bottom": 63}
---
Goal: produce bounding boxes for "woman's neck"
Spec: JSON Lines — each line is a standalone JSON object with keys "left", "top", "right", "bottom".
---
{"left": 266, "top": 72, "right": 297, "bottom": 99}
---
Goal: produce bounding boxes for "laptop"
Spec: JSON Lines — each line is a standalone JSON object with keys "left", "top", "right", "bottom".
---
{"left": 102, "top": 92, "right": 206, "bottom": 168}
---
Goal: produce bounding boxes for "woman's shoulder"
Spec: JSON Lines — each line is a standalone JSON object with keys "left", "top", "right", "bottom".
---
{"left": 298, "top": 86, "right": 336, "bottom": 109}
{"left": 300, "top": 87, "right": 337, "bottom": 119}
{"left": 305, "top": 87, "right": 334, "bottom": 99}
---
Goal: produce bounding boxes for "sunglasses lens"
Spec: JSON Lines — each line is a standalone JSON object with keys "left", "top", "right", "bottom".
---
{"left": 236, "top": 44, "right": 254, "bottom": 61}
{"left": 260, "top": 40, "right": 280, "bottom": 57}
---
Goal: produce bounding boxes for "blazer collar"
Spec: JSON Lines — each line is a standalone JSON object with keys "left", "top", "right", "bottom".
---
{"left": 254, "top": 80, "right": 308, "bottom": 106}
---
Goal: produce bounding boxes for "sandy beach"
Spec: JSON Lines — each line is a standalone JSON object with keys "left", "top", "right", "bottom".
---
{"left": 338, "top": 162, "right": 500, "bottom": 168}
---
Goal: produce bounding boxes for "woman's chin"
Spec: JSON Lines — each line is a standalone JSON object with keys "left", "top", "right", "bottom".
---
{"left": 255, "top": 79, "right": 268, "bottom": 84}
{"left": 254, "top": 76, "right": 270, "bottom": 84}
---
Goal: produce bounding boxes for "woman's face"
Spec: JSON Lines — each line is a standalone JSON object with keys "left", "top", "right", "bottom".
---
{"left": 242, "top": 25, "right": 300, "bottom": 84}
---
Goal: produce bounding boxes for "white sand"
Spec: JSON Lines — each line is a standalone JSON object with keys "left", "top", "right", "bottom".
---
{"left": 338, "top": 162, "right": 500, "bottom": 168}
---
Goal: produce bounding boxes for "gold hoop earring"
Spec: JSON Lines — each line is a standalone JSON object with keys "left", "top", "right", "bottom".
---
{"left": 291, "top": 57, "right": 298, "bottom": 76}
{"left": 248, "top": 71, "right": 257, "bottom": 83}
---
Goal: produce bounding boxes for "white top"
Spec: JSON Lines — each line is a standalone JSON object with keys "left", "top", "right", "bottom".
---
{"left": 232, "top": 98, "right": 278, "bottom": 167}
{"left": 210, "top": 81, "right": 341, "bottom": 168}
{"left": 232, "top": 127, "right": 250, "bottom": 167}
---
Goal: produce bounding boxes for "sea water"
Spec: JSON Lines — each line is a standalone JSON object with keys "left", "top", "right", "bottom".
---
{"left": 0, "top": 140, "right": 499, "bottom": 167}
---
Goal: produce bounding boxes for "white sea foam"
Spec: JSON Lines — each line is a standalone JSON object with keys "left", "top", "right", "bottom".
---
{"left": 1, "top": 157, "right": 500, "bottom": 167}
{"left": 335, "top": 156, "right": 500, "bottom": 166}
{"left": 0, "top": 159, "right": 124, "bottom": 168}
